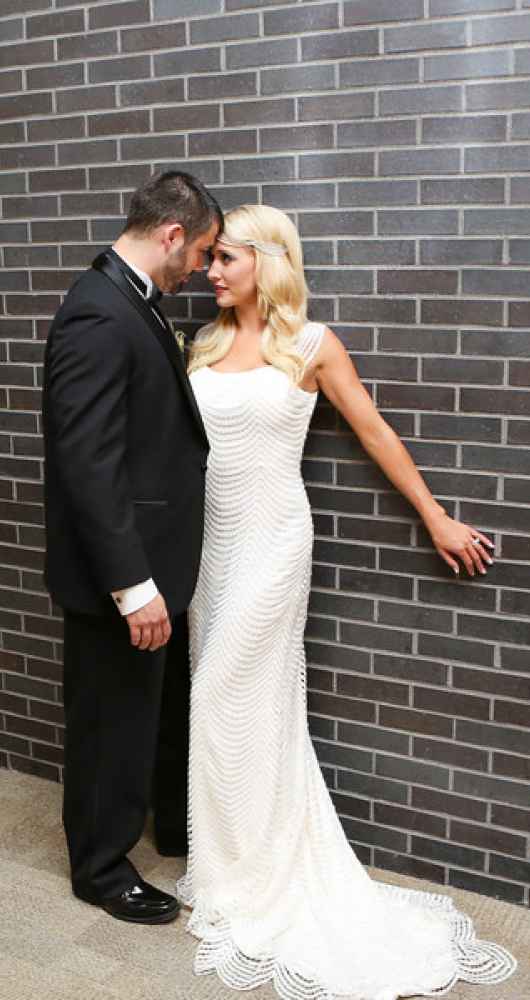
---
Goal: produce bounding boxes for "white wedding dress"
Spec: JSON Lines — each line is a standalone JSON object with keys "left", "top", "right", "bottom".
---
{"left": 178, "top": 322, "right": 516, "bottom": 1000}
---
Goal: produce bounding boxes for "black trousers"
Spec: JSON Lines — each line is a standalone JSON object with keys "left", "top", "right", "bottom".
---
{"left": 62, "top": 608, "right": 190, "bottom": 900}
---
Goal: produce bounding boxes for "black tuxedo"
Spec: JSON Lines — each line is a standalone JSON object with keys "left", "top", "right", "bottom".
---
{"left": 42, "top": 250, "right": 208, "bottom": 899}
{"left": 43, "top": 249, "right": 208, "bottom": 617}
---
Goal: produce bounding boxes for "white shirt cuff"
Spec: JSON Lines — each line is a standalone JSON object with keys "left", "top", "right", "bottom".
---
{"left": 111, "top": 578, "right": 158, "bottom": 616}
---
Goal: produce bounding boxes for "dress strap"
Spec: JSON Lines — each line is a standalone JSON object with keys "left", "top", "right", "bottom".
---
{"left": 297, "top": 321, "right": 326, "bottom": 367}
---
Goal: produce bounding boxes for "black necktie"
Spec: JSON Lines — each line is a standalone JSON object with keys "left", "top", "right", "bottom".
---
{"left": 147, "top": 289, "right": 173, "bottom": 338}
{"left": 109, "top": 250, "right": 162, "bottom": 306}
{"left": 147, "top": 284, "right": 163, "bottom": 305}
{"left": 107, "top": 250, "right": 171, "bottom": 337}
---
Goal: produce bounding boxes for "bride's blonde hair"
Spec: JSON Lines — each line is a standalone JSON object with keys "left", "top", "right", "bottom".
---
{"left": 188, "top": 204, "right": 309, "bottom": 384}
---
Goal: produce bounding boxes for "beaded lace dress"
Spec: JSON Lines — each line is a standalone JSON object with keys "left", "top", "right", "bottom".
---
{"left": 178, "top": 322, "right": 516, "bottom": 1000}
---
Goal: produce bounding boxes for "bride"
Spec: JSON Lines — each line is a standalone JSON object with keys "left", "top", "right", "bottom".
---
{"left": 177, "top": 204, "right": 515, "bottom": 1000}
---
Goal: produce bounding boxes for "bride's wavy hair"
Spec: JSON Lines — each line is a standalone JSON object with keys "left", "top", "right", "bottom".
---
{"left": 188, "top": 204, "right": 309, "bottom": 384}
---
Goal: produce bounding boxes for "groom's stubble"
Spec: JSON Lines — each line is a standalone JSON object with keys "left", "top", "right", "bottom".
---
{"left": 162, "top": 244, "right": 189, "bottom": 295}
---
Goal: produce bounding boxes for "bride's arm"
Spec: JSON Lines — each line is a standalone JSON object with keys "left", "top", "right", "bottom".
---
{"left": 313, "top": 328, "right": 494, "bottom": 577}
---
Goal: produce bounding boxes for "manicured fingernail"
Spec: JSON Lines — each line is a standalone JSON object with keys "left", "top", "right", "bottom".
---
{"left": 480, "top": 569, "right": 487, "bottom": 575}
{"left": 486, "top": 557, "right": 493, "bottom": 565}
{"left": 453, "top": 567, "right": 459, "bottom": 574}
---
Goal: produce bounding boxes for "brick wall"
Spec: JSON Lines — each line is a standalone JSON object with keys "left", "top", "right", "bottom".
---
{"left": 1, "top": 0, "right": 529, "bottom": 906}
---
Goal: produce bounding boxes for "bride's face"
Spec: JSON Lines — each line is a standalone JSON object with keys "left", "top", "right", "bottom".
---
{"left": 207, "top": 241, "right": 257, "bottom": 309}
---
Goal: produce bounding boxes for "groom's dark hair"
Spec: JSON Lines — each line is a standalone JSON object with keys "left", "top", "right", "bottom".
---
{"left": 124, "top": 170, "right": 223, "bottom": 241}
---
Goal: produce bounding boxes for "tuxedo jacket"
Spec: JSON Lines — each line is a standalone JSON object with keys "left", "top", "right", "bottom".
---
{"left": 42, "top": 250, "right": 209, "bottom": 617}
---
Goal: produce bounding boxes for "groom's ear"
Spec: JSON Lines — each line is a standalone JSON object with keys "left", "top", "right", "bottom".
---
{"left": 161, "top": 222, "right": 186, "bottom": 252}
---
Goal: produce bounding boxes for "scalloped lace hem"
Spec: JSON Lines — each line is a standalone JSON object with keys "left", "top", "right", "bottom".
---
{"left": 176, "top": 876, "right": 516, "bottom": 1000}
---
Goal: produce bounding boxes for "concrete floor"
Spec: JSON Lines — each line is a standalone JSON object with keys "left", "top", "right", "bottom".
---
{"left": 0, "top": 768, "right": 527, "bottom": 1000}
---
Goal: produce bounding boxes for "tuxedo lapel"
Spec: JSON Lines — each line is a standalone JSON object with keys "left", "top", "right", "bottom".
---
{"left": 92, "top": 251, "right": 208, "bottom": 445}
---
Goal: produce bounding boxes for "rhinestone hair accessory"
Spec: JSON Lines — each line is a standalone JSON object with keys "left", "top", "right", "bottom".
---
{"left": 219, "top": 237, "right": 287, "bottom": 257}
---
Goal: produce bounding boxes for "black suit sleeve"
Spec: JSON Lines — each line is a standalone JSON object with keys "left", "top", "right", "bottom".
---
{"left": 45, "top": 304, "right": 151, "bottom": 594}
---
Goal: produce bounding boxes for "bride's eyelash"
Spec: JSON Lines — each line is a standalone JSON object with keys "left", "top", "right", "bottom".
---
{"left": 207, "top": 250, "right": 233, "bottom": 264}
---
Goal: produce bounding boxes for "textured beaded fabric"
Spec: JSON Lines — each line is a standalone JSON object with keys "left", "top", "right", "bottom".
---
{"left": 179, "top": 322, "right": 516, "bottom": 1000}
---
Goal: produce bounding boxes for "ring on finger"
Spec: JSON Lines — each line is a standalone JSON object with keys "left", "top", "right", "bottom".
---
{"left": 471, "top": 537, "right": 481, "bottom": 547}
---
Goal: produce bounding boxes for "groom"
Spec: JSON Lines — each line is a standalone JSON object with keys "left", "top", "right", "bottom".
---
{"left": 42, "top": 171, "right": 222, "bottom": 923}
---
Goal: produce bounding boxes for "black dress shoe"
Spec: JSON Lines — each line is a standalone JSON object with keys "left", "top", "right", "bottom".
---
{"left": 78, "top": 880, "right": 180, "bottom": 924}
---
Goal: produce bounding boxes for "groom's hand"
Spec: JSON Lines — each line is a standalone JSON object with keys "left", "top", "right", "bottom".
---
{"left": 126, "top": 594, "right": 172, "bottom": 652}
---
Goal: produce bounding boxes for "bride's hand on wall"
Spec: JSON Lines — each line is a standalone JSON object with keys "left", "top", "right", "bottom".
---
{"left": 313, "top": 329, "right": 496, "bottom": 580}
{"left": 424, "top": 509, "right": 495, "bottom": 577}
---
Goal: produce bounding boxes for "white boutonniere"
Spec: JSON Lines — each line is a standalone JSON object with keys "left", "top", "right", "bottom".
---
{"left": 173, "top": 328, "right": 187, "bottom": 354}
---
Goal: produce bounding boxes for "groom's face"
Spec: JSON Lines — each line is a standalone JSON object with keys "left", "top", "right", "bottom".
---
{"left": 162, "top": 221, "right": 219, "bottom": 294}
